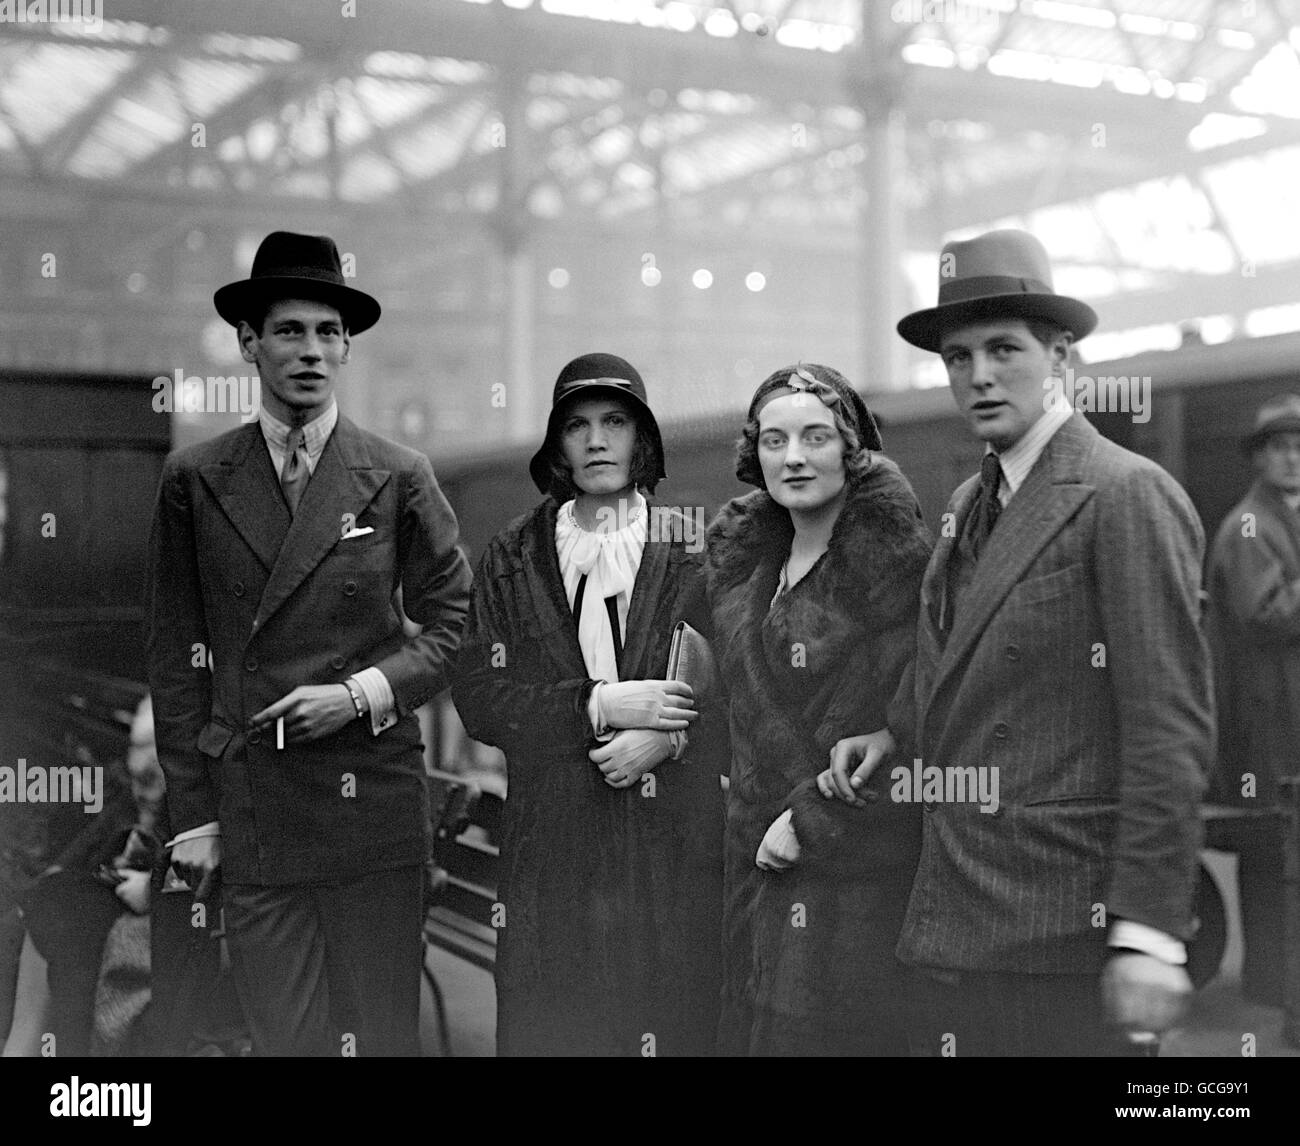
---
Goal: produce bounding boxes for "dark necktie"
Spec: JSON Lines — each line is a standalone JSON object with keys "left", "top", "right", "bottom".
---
{"left": 970, "top": 452, "right": 1003, "bottom": 558}
{"left": 280, "top": 427, "right": 310, "bottom": 515}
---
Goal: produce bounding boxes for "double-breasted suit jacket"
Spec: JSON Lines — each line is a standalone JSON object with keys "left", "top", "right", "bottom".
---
{"left": 896, "top": 413, "right": 1213, "bottom": 973}
{"left": 146, "top": 415, "right": 471, "bottom": 885}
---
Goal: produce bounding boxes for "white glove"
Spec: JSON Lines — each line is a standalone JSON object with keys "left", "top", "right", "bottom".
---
{"left": 597, "top": 680, "right": 697, "bottom": 731}
{"left": 589, "top": 728, "right": 674, "bottom": 788}
{"left": 756, "top": 808, "right": 801, "bottom": 872}
{"left": 113, "top": 869, "right": 152, "bottom": 915}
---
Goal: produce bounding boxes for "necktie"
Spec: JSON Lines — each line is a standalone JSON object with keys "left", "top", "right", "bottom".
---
{"left": 280, "top": 427, "right": 310, "bottom": 515}
{"left": 970, "top": 451, "right": 1003, "bottom": 558}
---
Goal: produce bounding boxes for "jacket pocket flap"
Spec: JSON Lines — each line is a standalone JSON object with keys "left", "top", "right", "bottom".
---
{"left": 196, "top": 721, "right": 234, "bottom": 758}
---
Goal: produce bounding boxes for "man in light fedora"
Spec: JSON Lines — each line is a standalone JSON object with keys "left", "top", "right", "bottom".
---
{"left": 827, "top": 228, "right": 1213, "bottom": 1055}
{"left": 146, "top": 231, "right": 472, "bottom": 1055}
{"left": 1207, "top": 393, "right": 1300, "bottom": 1045}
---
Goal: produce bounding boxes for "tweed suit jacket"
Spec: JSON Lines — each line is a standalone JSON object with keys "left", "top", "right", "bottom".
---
{"left": 896, "top": 413, "right": 1213, "bottom": 973}
{"left": 146, "top": 415, "right": 471, "bottom": 885}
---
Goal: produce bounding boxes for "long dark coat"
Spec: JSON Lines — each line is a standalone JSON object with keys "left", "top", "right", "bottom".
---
{"left": 451, "top": 497, "right": 725, "bottom": 1057}
{"left": 704, "top": 458, "right": 931, "bottom": 1056}
{"left": 1208, "top": 478, "right": 1300, "bottom": 806}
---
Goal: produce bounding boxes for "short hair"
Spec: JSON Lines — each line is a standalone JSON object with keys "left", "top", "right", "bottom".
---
{"left": 540, "top": 403, "right": 662, "bottom": 502}
{"left": 1024, "top": 318, "right": 1071, "bottom": 351}
{"left": 735, "top": 391, "right": 874, "bottom": 491}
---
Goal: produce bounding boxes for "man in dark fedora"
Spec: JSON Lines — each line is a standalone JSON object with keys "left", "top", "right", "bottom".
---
{"left": 828, "top": 228, "right": 1213, "bottom": 1055}
{"left": 1207, "top": 393, "right": 1300, "bottom": 1045}
{"left": 146, "top": 231, "right": 472, "bottom": 1055}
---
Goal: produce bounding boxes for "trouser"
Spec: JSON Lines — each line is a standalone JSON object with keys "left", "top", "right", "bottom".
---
{"left": 222, "top": 864, "right": 424, "bottom": 1057}
{"left": 907, "top": 966, "right": 1142, "bottom": 1057}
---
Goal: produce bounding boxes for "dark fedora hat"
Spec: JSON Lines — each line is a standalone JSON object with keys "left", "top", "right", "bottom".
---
{"left": 214, "top": 230, "right": 382, "bottom": 334}
{"left": 528, "top": 353, "right": 666, "bottom": 495}
{"left": 897, "top": 228, "right": 1098, "bottom": 352}
{"left": 1244, "top": 393, "right": 1300, "bottom": 451}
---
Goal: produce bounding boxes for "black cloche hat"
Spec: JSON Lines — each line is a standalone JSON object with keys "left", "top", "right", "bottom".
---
{"left": 528, "top": 353, "right": 666, "bottom": 495}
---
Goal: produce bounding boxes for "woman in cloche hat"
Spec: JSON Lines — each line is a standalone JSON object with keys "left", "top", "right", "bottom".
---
{"left": 452, "top": 353, "right": 724, "bottom": 1057}
{"left": 703, "top": 363, "right": 932, "bottom": 1055}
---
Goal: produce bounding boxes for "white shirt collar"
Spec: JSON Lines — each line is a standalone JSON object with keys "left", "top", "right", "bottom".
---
{"left": 990, "top": 402, "right": 1073, "bottom": 504}
{"left": 259, "top": 399, "right": 338, "bottom": 461}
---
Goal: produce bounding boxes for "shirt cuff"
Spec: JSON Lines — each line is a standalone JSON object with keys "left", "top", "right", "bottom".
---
{"left": 587, "top": 681, "right": 614, "bottom": 741}
{"left": 1109, "top": 920, "right": 1187, "bottom": 965}
{"left": 350, "top": 667, "right": 397, "bottom": 736}
{"left": 167, "top": 822, "right": 220, "bottom": 848}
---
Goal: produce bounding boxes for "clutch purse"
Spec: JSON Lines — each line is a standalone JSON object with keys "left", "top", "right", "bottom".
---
{"left": 666, "top": 621, "right": 717, "bottom": 699}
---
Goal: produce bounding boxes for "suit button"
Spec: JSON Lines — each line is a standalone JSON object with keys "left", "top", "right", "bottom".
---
{"left": 1004, "top": 643, "right": 1020, "bottom": 661}
{"left": 232, "top": 581, "right": 245, "bottom": 598}
{"left": 248, "top": 730, "right": 261, "bottom": 745}
{"left": 245, "top": 657, "right": 258, "bottom": 672}
{"left": 993, "top": 722, "right": 1009, "bottom": 739}
{"left": 343, "top": 580, "right": 358, "bottom": 596}
{"left": 330, "top": 655, "right": 346, "bottom": 670}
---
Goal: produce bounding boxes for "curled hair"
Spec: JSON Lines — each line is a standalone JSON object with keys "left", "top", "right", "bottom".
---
{"left": 735, "top": 401, "right": 874, "bottom": 490}
{"left": 541, "top": 413, "right": 661, "bottom": 502}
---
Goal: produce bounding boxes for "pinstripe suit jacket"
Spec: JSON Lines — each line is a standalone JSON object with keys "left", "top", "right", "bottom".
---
{"left": 895, "top": 413, "right": 1213, "bottom": 973}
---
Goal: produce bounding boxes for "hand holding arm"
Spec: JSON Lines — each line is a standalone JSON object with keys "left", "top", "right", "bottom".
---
{"left": 817, "top": 728, "right": 897, "bottom": 807}
{"left": 588, "top": 728, "right": 674, "bottom": 788}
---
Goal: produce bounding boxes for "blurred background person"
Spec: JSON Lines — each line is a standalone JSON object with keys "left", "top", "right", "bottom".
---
{"left": 1208, "top": 393, "right": 1300, "bottom": 1047}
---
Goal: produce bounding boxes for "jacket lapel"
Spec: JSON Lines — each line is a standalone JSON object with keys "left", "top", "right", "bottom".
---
{"left": 199, "top": 423, "right": 291, "bottom": 572}
{"left": 926, "top": 414, "right": 1096, "bottom": 707}
{"left": 620, "top": 505, "right": 672, "bottom": 678}
{"left": 518, "top": 499, "right": 590, "bottom": 680}
{"left": 253, "top": 416, "right": 392, "bottom": 630}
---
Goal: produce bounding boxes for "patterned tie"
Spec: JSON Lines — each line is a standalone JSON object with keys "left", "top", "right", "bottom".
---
{"left": 970, "top": 451, "right": 1003, "bottom": 558}
{"left": 279, "top": 427, "right": 310, "bottom": 515}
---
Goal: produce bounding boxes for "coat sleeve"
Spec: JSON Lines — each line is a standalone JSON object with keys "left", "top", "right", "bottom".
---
{"left": 369, "top": 453, "right": 472, "bottom": 715}
{"left": 145, "top": 454, "right": 218, "bottom": 835}
{"left": 450, "top": 543, "right": 598, "bottom": 755}
{"left": 1211, "top": 508, "right": 1300, "bottom": 642}
{"left": 1096, "top": 464, "right": 1213, "bottom": 940}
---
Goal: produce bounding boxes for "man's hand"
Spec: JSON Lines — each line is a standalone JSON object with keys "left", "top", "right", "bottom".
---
{"left": 756, "top": 809, "right": 801, "bottom": 872}
{"left": 589, "top": 729, "right": 673, "bottom": 788}
{"left": 249, "top": 684, "right": 357, "bottom": 744}
{"left": 599, "top": 679, "right": 697, "bottom": 731}
{"left": 170, "top": 835, "right": 221, "bottom": 900}
{"left": 817, "top": 728, "right": 896, "bottom": 807}
{"left": 1101, "top": 953, "right": 1192, "bottom": 1036}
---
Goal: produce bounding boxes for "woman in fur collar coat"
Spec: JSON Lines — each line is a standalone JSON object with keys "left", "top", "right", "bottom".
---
{"left": 705, "top": 364, "right": 932, "bottom": 1056}
{"left": 451, "top": 354, "right": 724, "bottom": 1057}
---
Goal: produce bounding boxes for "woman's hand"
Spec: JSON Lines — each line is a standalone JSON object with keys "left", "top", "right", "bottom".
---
{"left": 598, "top": 679, "right": 697, "bottom": 731}
{"left": 817, "top": 728, "right": 896, "bottom": 807}
{"left": 589, "top": 728, "right": 674, "bottom": 788}
{"left": 756, "top": 808, "right": 801, "bottom": 871}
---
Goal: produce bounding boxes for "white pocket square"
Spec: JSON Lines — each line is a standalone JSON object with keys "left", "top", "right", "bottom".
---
{"left": 340, "top": 526, "right": 375, "bottom": 540}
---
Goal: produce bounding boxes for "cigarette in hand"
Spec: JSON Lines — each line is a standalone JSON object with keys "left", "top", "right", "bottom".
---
{"left": 276, "top": 716, "right": 285, "bottom": 750}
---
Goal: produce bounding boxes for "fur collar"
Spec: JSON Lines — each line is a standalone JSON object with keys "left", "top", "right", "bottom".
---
{"left": 705, "top": 455, "right": 929, "bottom": 624}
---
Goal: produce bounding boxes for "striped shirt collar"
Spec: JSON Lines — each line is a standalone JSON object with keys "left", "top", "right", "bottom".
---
{"left": 259, "top": 399, "right": 338, "bottom": 461}
{"left": 990, "top": 402, "right": 1072, "bottom": 504}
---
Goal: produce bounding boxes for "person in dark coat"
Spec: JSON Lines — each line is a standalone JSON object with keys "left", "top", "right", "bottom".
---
{"left": 704, "top": 363, "right": 931, "bottom": 1056}
{"left": 451, "top": 353, "right": 725, "bottom": 1057}
{"left": 1207, "top": 393, "right": 1300, "bottom": 1045}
